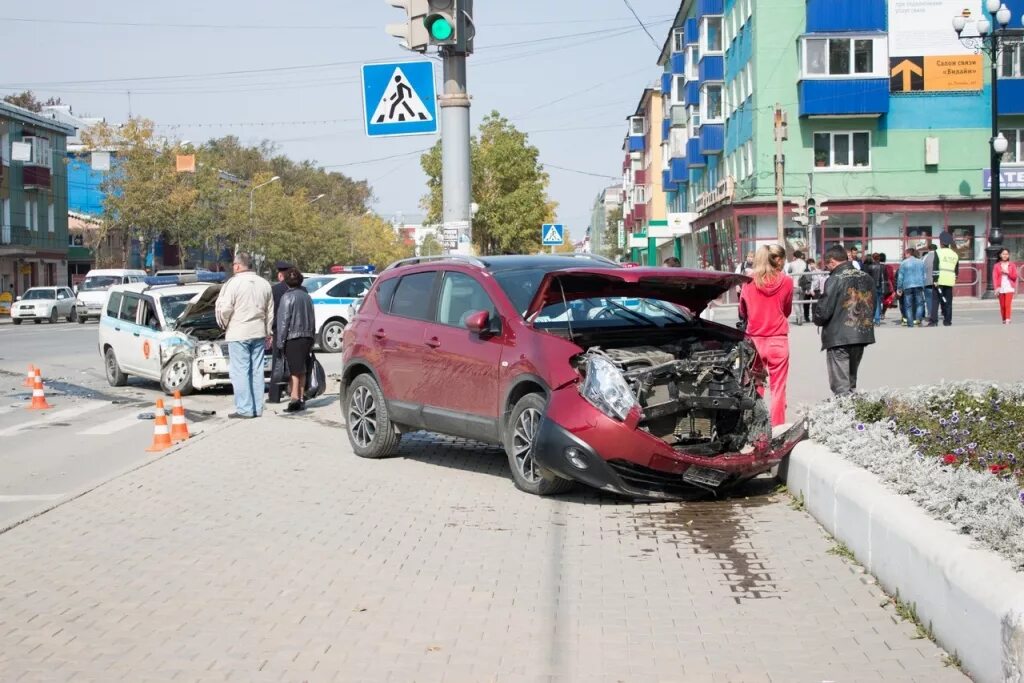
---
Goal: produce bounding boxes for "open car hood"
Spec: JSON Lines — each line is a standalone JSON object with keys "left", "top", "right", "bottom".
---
{"left": 174, "top": 284, "right": 221, "bottom": 329}
{"left": 524, "top": 267, "right": 749, "bottom": 319}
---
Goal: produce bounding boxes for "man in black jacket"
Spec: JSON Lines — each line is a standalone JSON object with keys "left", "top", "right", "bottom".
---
{"left": 268, "top": 261, "right": 293, "bottom": 404}
{"left": 813, "top": 245, "right": 877, "bottom": 395}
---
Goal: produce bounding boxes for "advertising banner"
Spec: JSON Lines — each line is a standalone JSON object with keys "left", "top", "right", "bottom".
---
{"left": 888, "top": 0, "right": 983, "bottom": 93}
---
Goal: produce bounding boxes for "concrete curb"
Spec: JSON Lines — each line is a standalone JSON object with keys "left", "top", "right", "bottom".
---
{"left": 780, "top": 441, "right": 1024, "bottom": 683}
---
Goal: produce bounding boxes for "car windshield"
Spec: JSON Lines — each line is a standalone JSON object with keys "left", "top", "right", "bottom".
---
{"left": 303, "top": 276, "right": 333, "bottom": 293}
{"left": 23, "top": 289, "right": 56, "bottom": 300}
{"left": 159, "top": 293, "right": 199, "bottom": 322}
{"left": 492, "top": 268, "right": 692, "bottom": 330}
{"left": 80, "top": 276, "right": 120, "bottom": 291}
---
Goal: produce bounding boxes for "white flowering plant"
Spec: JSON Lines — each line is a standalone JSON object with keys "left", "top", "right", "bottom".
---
{"left": 808, "top": 382, "right": 1024, "bottom": 570}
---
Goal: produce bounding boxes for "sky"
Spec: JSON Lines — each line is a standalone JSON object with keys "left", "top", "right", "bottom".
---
{"left": 0, "top": 1, "right": 674, "bottom": 237}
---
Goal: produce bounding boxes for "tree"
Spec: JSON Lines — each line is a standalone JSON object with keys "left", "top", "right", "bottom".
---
{"left": 419, "top": 233, "right": 443, "bottom": 256}
{"left": 602, "top": 206, "right": 624, "bottom": 261}
{"left": 3, "top": 91, "right": 61, "bottom": 113}
{"left": 421, "top": 111, "right": 556, "bottom": 255}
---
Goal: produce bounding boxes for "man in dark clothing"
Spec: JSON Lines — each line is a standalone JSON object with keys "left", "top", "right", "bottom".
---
{"left": 922, "top": 243, "right": 940, "bottom": 326}
{"left": 862, "top": 253, "right": 885, "bottom": 325}
{"left": 813, "top": 245, "right": 877, "bottom": 396}
{"left": 268, "top": 261, "right": 293, "bottom": 404}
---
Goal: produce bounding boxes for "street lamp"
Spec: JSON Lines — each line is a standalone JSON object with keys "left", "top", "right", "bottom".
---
{"left": 308, "top": 193, "right": 326, "bottom": 205}
{"left": 247, "top": 175, "right": 280, "bottom": 247}
{"left": 954, "top": 2, "right": 1018, "bottom": 298}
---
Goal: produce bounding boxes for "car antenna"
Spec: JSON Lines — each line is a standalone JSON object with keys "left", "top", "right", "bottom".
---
{"left": 557, "top": 278, "right": 575, "bottom": 344}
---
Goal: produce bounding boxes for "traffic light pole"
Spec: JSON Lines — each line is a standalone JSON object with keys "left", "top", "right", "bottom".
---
{"left": 440, "top": 50, "right": 473, "bottom": 254}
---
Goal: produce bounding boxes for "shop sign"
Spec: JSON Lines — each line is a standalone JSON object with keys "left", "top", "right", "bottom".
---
{"left": 694, "top": 177, "right": 735, "bottom": 215}
{"left": 983, "top": 168, "right": 1024, "bottom": 191}
{"left": 888, "top": 0, "right": 983, "bottom": 93}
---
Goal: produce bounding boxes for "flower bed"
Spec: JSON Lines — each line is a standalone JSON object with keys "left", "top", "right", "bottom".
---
{"left": 807, "top": 382, "right": 1024, "bottom": 570}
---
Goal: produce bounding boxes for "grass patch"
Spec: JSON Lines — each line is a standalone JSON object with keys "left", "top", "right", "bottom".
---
{"left": 827, "top": 541, "right": 856, "bottom": 562}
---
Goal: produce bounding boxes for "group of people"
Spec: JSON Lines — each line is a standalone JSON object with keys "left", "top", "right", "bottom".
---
{"left": 214, "top": 253, "right": 317, "bottom": 417}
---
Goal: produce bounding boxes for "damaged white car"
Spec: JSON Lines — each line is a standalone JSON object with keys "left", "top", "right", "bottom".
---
{"left": 98, "top": 278, "right": 269, "bottom": 395}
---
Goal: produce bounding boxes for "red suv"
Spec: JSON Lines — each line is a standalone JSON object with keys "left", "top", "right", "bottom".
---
{"left": 340, "top": 255, "right": 805, "bottom": 499}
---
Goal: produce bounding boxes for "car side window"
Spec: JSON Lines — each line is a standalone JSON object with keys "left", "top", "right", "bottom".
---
{"left": 119, "top": 294, "right": 140, "bottom": 323}
{"left": 106, "top": 292, "right": 123, "bottom": 318}
{"left": 388, "top": 272, "right": 437, "bottom": 321}
{"left": 436, "top": 272, "right": 497, "bottom": 329}
{"left": 374, "top": 278, "right": 399, "bottom": 313}
{"left": 140, "top": 299, "right": 161, "bottom": 330}
{"left": 327, "top": 277, "right": 371, "bottom": 299}
{"left": 57, "top": 289, "right": 67, "bottom": 300}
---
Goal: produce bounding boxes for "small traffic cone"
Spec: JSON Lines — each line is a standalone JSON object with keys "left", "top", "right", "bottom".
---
{"left": 146, "top": 399, "right": 173, "bottom": 452}
{"left": 22, "top": 364, "right": 35, "bottom": 388}
{"left": 169, "top": 391, "right": 191, "bottom": 442}
{"left": 26, "top": 369, "right": 53, "bottom": 410}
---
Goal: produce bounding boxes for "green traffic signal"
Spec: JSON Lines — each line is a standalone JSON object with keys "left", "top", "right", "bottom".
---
{"left": 426, "top": 16, "right": 454, "bottom": 41}
{"left": 808, "top": 207, "right": 817, "bottom": 218}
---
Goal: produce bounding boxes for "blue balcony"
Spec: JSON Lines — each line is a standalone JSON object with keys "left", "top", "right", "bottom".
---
{"left": 684, "top": 81, "right": 700, "bottom": 107}
{"left": 662, "top": 118, "right": 671, "bottom": 140}
{"left": 807, "top": 0, "right": 886, "bottom": 33}
{"left": 686, "top": 138, "right": 706, "bottom": 168}
{"left": 628, "top": 135, "right": 645, "bottom": 152}
{"left": 670, "top": 52, "right": 686, "bottom": 75}
{"left": 662, "top": 169, "right": 673, "bottom": 192}
{"left": 670, "top": 157, "right": 689, "bottom": 184}
{"left": 799, "top": 79, "right": 889, "bottom": 117}
{"left": 661, "top": 72, "right": 673, "bottom": 95}
{"left": 696, "top": 0, "right": 724, "bottom": 19}
{"left": 699, "top": 124, "right": 724, "bottom": 155}
{"left": 998, "top": 78, "right": 1024, "bottom": 115}
{"left": 685, "top": 18, "right": 698, "bottom": 45}
{"left": 699, "top": 55, "right": 724, "bottom": 83}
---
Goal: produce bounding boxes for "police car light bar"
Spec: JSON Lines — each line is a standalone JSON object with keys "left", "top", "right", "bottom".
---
{"left": 329, "top": 264, "right": 376, "bottom": 274}
{"left": 143, "top": 272, "right": 227, "bottom": 287}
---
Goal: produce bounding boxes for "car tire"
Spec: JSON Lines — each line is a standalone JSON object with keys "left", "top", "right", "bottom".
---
{"left": 344, "top": 374, "right": 399, "bottom": 459}
{"left": 160, "top": 353, "right": 195, "bottom": 396}
{"left": 12, "top": 318, "right": 21, "bottom": 325}
{"left": 49, "top": 308, "right": 58, "bottom": 324}
{"left": 319, "top": 320, "right": 346, "bottom": 354}
{"left": 104, "top": 347, "right": 128, "bottom": 387}
{"left": 33, "top": 318, "right": 41, "bottom": 324}
{"left": 68, "top": 308, "right": 77, "bottom": 323}
{"left": 503, "top": 394, "right": 574, "bottom": 496}
{"left": 77, "top": 314, "right": 87, "bottom": 324}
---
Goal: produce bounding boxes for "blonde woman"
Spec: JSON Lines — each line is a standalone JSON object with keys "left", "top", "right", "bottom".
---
{"left": 738, "top": 244, "right": 794, "bottom": 427}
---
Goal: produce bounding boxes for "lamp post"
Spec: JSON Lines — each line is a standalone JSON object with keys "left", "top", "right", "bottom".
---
{"left": 247, "top": 175, "right": 280, "bottom": 248}
{"left": 954, "top": 1, "right": 1017, "bottom": 298}
{"left": 308, "top": 193, "right": 326, "bottom": 205}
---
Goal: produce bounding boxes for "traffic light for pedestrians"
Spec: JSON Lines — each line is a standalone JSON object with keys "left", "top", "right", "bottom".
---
{"left": 384, "top": 0, "right": 430, "bottom": 52}
{"left": 806, "top": 198, "right": 817, "bottom": 223}
{"left": 791, "top": 198, "right": 808, "bottom": 226}
{"left": 425, "top": 0, "right": 459, "bottom": 46}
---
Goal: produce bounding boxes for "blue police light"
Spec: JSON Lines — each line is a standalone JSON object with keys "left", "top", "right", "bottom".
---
{"left": 143, "top": 271, "right": 227, "bottom": 286}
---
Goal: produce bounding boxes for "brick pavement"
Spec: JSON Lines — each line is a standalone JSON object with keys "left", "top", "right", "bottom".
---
{"left": 0, "top": 406, "right": 968, "bottom": 682}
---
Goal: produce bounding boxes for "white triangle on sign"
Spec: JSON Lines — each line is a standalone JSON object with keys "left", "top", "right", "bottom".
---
{"left": 370, "top": 67, "right": 434, "bottom": 125}
{"left": 543, "top": 226, "right": 562, "bottom": 243}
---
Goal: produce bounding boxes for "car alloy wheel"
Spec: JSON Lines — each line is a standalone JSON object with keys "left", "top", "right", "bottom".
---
{"left": 504, "top": 393, "right": 573, "bottom": 496}
{"left": 321, "top": 321, "right": 345, "bottom": 353}
{"left": 348, "top": 385, "right": 377, "bottom": 449}
{"left": 512, "top": 407, "right": 542, "bottom": 484}
{"left": 160, "top": 353, "right": 194, "bottom": 396}
{"left": 165, "top": 359, "right": 189, "bottom": 388}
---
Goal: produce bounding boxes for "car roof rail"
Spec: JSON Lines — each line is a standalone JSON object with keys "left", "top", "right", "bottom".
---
{"left": 382, "top": 254, "right": 487, "bottom": 272}
{"left": 559, "top": 253, "right": 620, "bottom": 267}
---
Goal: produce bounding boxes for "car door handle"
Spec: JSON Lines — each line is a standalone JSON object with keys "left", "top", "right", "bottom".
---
{"left": 373, "top": 329, "right": 387, "bottom": 341}
{"left": 133, "top": 332, "right": 141, "bottom": 337}
{"left": 114, "top": 327, "right": 121, "bottom": 332}
{"left": 425, "top": 337, "right": 441, "bottom": 349}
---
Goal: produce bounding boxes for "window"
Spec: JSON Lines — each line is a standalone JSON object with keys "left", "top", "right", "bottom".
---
{"left": 629, "top": 116, "right": 645, "bottom": 136}
{"left": 389, "top": 272, "right": 437, "bottom": 320}
{"left": 702, "top": 84, "right": 723, "bottom": 122}
{"left": 672, "top": 75, "right": 685, "bottom": 104}
{"left": 854, "top": 39, "right": 873, "bottom": 73}
{"left": 141, "top": 300, "right": 161, "bottom": 330}
{"left": 829, "top": 39, "right": 851, "bottom": 74}
{"left": 1002, "top": 45, "right": 1024, "bottom": 78}
{"left": 1001, "top": 128, "right": 1023, "bottom": 163}
{"left": 949, "top": 226, "right": 975, "bottom": 261}
{"left": 436, "top": 272, "right": 496, "bottom": 328}
{"left": 672, "top": 28, "right": 686, "bottom": 53}
{"left": 47, "top": 202, "right": 54, "bottom": 233}
{"left": 687, "top": 47, "right": 700, "bottom": 80}
{"left": 745, "top": 141, "right": 754, "bottom": 179}
{"left": 806, "top": 39, "right": 827, "bottom": 75}
{"left": 118, "top": 293, "right": 141, "bottom": 323}
{"left": 105, "top": 292, "right": 123, "bottom": 318}
{"left": 813, "top": 132, "right": 870, "bottom": 169}
{"left": 327, "top": 277, "right": 372, "bottom": 298}
{"left": 375, "top": 277, "right": 399, "bottom": 312}
{"left": 633, "top": 185, "right": 648, "bottom": 204}
{"left": 803, "top": 37, "right": 883, "bottom": 77}
{"left": 701, "top": 16, "right": 723, "bottom": 53}
{"left": 1, "top": 133, "right": 8, "bottom": 167}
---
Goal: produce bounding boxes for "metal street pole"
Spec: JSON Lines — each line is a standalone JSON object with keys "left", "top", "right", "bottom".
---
{"left": 440, "top": 50, "right": 472, "bottom": 254}
{"left": 986, "top": 28, "right": 1004, "bottom": 300}
{"left": 773, "top": 104, "right": 786, "bottom": 249}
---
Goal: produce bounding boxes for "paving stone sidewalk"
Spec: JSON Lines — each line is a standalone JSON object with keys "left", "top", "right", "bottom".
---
{"left": 0, "top": 407, "right": 967, "bottom": 682}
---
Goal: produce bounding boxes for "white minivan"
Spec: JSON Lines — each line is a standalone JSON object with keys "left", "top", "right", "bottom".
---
{"left": 74, "top": 269, "right": 147, "bottom": 323}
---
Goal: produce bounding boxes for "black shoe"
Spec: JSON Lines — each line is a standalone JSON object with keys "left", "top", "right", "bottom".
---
{"left": 228, "top": 413, "right": 254, "bottom": 420}
{"left": 284, "top": 400, "right": 302, "bottom": 413}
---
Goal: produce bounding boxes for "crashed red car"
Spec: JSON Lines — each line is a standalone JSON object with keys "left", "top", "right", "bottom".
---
{"left": 340, "top": 254, "right": 805, "bottom": 499}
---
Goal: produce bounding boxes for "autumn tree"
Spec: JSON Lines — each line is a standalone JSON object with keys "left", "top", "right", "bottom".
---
{"left": 602, "top": 206, "right": 624, "bottom": 260}
{"left": 3, "top": 91, "right": 62, "bottom": 113}
{"left": 419, "top": 233, "right": 443, "bottom": 257}
{"left": 421, "top": 111, "right": 556, "bottom": 255}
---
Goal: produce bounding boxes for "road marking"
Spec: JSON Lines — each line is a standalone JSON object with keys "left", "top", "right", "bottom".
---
{"left": 79, "top": 411, "right": 149, "bottom": 436}
{"left": 0, "top": 400, "right": 109, "bottom": 436}
{"left": 0, "top": 494, "right": 65, "bottom": 502}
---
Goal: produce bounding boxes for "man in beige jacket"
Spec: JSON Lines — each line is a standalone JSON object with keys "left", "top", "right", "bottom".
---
{"left": 215, "top": 252, "right": 274, "bottom": 418}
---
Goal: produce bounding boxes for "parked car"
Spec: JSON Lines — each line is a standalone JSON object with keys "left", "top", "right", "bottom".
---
{"left": 340, "top": 254, "right": 806, "bottom": 500}
{"left": 310, "top": 273, "right": 376, "bottom": 353}
{"left": 98, "top": 277, "right": 269, "bottom": 395}
{"left": 10, "top": 286, "right": 78, "bottom": 324}
{"left": 74, "top": 269, "right": 147, "bottom": 323}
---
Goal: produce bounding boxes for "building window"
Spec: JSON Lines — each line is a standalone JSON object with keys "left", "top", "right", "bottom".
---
{"left": 672, "top": 75, "right": 685, "bottom": 105}
{"left": 47, "top": 202, "right": 54, "bottom": 233}
{"left": 701, "top": 16, "right": 723, "bottom": 54}
{"left": 1, "top": 133, "right": 8, "bottom": 167}
{"left": 802, "top": 37, "right": 885, "bottom": 78}
{"left": 1001, "top": 128, "right": 1023, "bottom": 163}
{"left": 1001, "top": 45, "right": 1024, "bottom": 78}
{"left": 687, "top": 47, "right": 700, "bottom": 80}
{"left": 813, "top": 132, "right": 871, "bottom": 169}
{"left": 702, "top": 84, "right": 723, "bottom": 123}
{"left": 629, "top": 116, "right": 645, "bottom": 136}
{"left": 672, "top": 28, "right": 686, "bottom": 54}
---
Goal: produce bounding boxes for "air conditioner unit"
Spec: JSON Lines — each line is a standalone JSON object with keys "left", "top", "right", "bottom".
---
{"left": 20, "top": 136, "right": 52, "bottom": 169}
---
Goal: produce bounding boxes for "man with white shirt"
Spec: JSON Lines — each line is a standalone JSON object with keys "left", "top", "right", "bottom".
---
{"left": 215, "top": 252, "right": 274, "bottom": 419}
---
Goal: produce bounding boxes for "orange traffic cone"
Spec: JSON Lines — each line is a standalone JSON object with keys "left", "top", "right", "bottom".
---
{"left": 146, "top": 399, "right": 173, "bottom": 452}
{"left": 169, "top": 391, "right": 191, "bottom": 442}
{"left": 26, "top": 369, "right": 53, "bottom": 410}
{"left": 22, "top": 364, "right": 35, "bottom": 388}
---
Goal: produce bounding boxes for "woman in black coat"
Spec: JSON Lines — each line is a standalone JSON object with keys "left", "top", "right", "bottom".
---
{"left": 275, "top": 268, "right": 316, "bottom": 412}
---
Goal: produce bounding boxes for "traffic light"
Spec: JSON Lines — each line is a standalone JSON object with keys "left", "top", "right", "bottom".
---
{"left": 425, "top": 0, "right": 458, "bottom": 46}
{"left": 791, "top": 197, "right": 808, "bottom": 226}
{"left": 814, "top": 197, "right": 829, "bottom": 225}
{"left": 385, "top": 0, "right": 430, "bottom": 53}
{"left": 806, "top": 197, "right": 817, "bottom": 224}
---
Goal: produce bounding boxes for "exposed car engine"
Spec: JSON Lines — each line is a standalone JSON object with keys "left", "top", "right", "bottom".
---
{"left": 581, "top": 340, "right": 769, "bottom": 456}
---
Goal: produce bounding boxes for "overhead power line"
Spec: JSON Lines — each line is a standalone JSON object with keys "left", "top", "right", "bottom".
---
{"left": 621, "top": 0, "right": 662, "bottom": 50}
{"left": 543, "top": 163, "right": 620, "bottom": 180}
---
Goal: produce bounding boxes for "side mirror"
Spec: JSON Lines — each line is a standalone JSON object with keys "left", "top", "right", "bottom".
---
{"left": 15, "top": 295, "right": 22, "bottom": 301}
{"left": 464, "top": 310, "right": 491, "bottom": 335}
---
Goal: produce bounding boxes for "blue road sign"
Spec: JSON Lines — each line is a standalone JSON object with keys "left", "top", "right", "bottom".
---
{"left": 541, "top": 224, "right": 565, "bottom": 246}
{"left": 362, "top": 61, "right": 438, "bottom": 138}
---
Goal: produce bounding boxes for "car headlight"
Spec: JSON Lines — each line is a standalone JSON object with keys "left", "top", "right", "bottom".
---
{"left": 196, "top": 343, "right": 218, "bottom": 358}
{"left": 580, "top": 354, "right": 637, "bottom": 421}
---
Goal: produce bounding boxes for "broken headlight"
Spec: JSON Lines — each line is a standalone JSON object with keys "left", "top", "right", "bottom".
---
{"left": 580, "top": 354, "right": 638, "bottom": 421}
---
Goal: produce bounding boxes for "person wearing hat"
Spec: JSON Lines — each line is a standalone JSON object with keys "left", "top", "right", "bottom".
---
{"left": 935, "top": 232, "right": 960, "bottom": 326}
{"left": 268, "top": 261, "right": 293, "bottom": 404}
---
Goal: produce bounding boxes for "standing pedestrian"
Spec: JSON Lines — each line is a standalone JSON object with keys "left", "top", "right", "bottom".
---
{"left": 936, "top": 232, "right": 960, "bottom": 326}
{"left": 847, "top": 246, "right": 863, "bottom": 270}
{"left": 784, "top": 250, "right": 808, "bottom": 326}
{"left": 738, "top": 245, "right": 793, "bottom": 427}
{"left": 215, "top": 252, "right": 274, "bottom": 419}
{"left": 863, "top": 253, "right": 885, "bottom": 325}
{"left": 797, "top": 259, "right": 817, "bottom": 323}
{"left": 921, "top": 244, "right": 940, "bottom": 326}
{"left": 268, "top": 261, "right": 292, "bottom": 405}
{"left": 896, "top": 248, "right": 927, "bottom": 327}
{"left": 275, "top": 268, "right": 316, "bottom": 412}
{"left": 813, "top": 245, "right": 876, "bottom": 396}
{"left": 994, "top": 248, "right": 1018, "bottom": 324}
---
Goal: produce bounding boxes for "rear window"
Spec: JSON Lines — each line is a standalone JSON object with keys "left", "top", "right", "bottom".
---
{"left": 118, "top": 294, "right": 140, "bottom": 323}
{"left": 327, "top": 277, "right": 372, "bottom": 299}
{"left": 388, "top": 272, "right": 436, "bottom": 320}
{"left": 375, "top": 278, "right": 399, "bottom": 312}
{"left": 105, "top": 292, "right": 123, "bottom": 317}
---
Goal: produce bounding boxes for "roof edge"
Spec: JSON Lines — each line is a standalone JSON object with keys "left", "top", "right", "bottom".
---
{"left": 0, "top": 101, "right": 76, "bottom": 135}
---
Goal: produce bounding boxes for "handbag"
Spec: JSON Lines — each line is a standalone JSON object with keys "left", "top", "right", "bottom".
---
{"left": 304, "top": 352, "right": 327, "bottom": 399}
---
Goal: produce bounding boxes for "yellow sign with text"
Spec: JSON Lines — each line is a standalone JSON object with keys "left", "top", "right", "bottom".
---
{"left": 924, "top": 55, "right": 983, "bottom": 91}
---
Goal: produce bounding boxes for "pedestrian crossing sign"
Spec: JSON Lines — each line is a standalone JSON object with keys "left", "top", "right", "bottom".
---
{"left": 361, "top": 61, "right": 438, "bottom": 138}
{"left": 541, "top": 224, "right": 564, "bottom": 246}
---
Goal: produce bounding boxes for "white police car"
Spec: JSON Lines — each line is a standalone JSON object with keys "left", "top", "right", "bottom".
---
{"left": 98, "top": 274, "right": 270, "bottom": 395}
{"left": 310, "top": 272, "right": 376, "bottom": 353}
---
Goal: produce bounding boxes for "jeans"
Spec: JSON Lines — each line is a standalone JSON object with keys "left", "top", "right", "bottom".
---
{"left": 873, "top": 287, "right": 883, "bottom": 324}
{"left": 228, "top": 338, "right": 266, "bottom": 417}
{"left": 751, "top": 335, "right": 789, "bottom": 427}
{"left": 826, "top": 344, "right": 866, "bottom": 396}
{"left": 926, "top": 286, "right": 939, "bottom": 324}
{"left": 901, "top": 287, "right": 925, "bottom": 326}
